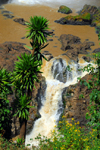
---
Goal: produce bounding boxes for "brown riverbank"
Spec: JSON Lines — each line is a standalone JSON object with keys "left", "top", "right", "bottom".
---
{"left": 0, "top": 3, "right": 100, "bottom": 57}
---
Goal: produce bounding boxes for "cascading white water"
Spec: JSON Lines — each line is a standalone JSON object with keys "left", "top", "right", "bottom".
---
{"left": 25, "top": 57, "right": 91, "bottom": 149}
{"left": 8, "top": 0, "right": 100, "bottom": 10}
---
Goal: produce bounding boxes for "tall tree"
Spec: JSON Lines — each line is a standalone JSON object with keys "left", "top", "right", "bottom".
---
{"left": 25, "top": 16, "right": 51, "bottom": 61}
{"left": 12, "top": 53, "right": 42, "bottom": 139}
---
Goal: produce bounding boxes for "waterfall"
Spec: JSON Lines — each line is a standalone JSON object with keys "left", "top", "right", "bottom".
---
{"left": 25, "top": 57, "right": 90, "bottom": 149}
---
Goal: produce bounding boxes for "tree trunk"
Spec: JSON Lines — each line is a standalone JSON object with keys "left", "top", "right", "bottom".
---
{"left": 19, "top": 119, "right": 27, "bottom": 140}
{"left": 32, "top": 47, "right": 35, "bottom": 56}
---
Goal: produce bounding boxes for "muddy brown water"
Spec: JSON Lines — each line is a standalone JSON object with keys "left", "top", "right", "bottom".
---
{"left": 0, "top": 4, "right": 100, "bottom": 59}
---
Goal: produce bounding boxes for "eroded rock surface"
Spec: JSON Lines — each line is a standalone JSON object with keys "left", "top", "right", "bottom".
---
{"left": 60, "top": 34, "right": 94, "bottom": 62}
{"left": 0, "top": 41, "right": 31, "bottom": 71}
{"left": 13, "top": 18, "right": 26, "bottom": 25}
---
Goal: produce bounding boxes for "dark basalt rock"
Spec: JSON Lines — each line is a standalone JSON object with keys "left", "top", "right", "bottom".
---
{"left": 58, "top": 5, "right": 72, "bottom": 14}
{"left": 59, "top": 34, "right": 81, "bottom": 51}
{"left": 60, "top": 34, "right": 95, "bottom": 62}
{"left": 92, "top": 48, "right": 100, "bottom": 53}
{"left": 13, "top": 18, "right": 26, "bottom": 25}
{"left": 82, "top": 56, "right": 91, "bottom": 62}
{"left": 1, "top": 10, "right": 14, "bottom": 19}
{"left": 1, "top": 10, "right": 13, "bottom": 14}
{"left": 0, "top": 41, "right": 31, "bottom": 72}
{"left": 47, "top": 39, "right": 53, "bottom": 41}
{"left": 3, "top": 14, "right": 14, "bottom": 19}
{"left": 21, "top": 36, "right": 26, "bottom": 39}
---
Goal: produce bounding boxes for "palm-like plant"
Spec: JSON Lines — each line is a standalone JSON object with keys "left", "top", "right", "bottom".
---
{"left": 12, "top": 53, "right": 41, "bottom": 139}
{"left": 25, "top": 16, "right": 51, "bottom": 57}
{"left": 14, "top": 94, "right": 33, "bottom": 139}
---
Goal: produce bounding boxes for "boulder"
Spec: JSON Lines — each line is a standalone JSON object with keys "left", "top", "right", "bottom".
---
{"left": 55, "top": 13, "right": 92, "bottom": 25}
{"left": 0, "top": 41, "right": 31, "bottom": 72}
{"left": 13, "top": 18, "right": 26, "bottom": 25}
{"left": 1, "top": 10, "right": 14, "bottom": 19}
{"left": 3, "top": 14, "right": 14, "bottom": 19}
{"left": 59, "top": 34, "right": 81, "bottom": 51}
{"left": 58, "top": 5, "right": 72, "bottom": 14}
{"left": 60, "top": 34, "right": 95, "bottom": 62}
{"left": 92, "top": 48, "right": 100, "bottom": 53}
{"left": 1, "top": 10, "right": 13, "bottom": 14}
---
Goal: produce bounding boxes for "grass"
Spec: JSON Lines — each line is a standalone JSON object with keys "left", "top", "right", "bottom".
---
{"left": 0, "top": 116, "right": 100, "bottom": 150}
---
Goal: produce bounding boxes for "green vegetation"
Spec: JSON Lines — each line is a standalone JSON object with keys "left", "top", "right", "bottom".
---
{"left": 78, "top": 52, "right": 100, "bottom": 138}
{"left": 0, "top": 118, "right": 100, "bottom": 149}
{"left": 36, "top": 118, "right": 100, "bottom": 150}
{"left": 0, "top": 68, "right": 12, "bottom": 137}
{"left": 25, "top": 16, "right": 51, "bottom": 60}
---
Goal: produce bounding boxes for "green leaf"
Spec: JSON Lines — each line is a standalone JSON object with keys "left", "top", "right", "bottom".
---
{"left": 25, "top": 45, "right": 33, "bottom": 50}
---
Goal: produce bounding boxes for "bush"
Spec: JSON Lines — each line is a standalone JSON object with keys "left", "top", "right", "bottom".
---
{"left": 35, "top": 117, "right": 100, "bottom": 150}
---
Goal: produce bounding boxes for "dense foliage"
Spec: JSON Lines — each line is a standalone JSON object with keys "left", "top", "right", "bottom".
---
{"left": 77, "top": 53, "right": 100, "bottom": 137}
{"left": 0, "top": 68, "right": 12, "bottom": 135}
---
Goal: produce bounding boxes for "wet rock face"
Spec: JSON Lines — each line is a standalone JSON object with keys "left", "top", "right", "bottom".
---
{"left": 62, "top": 74, "right": 92, "bottom": 127}
{"left": 58, "top": 5, "right": 72, "bottom": 14}
{"left": 59, "top": 34, "right": 94, "bottom": 62}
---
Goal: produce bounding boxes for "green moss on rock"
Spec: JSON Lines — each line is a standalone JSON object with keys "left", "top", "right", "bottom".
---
{"left": 58, "top": 5, "right": 72, "bottom": 14}
{"left": 65, "top": 13, "right": 91, "bottom": 21}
